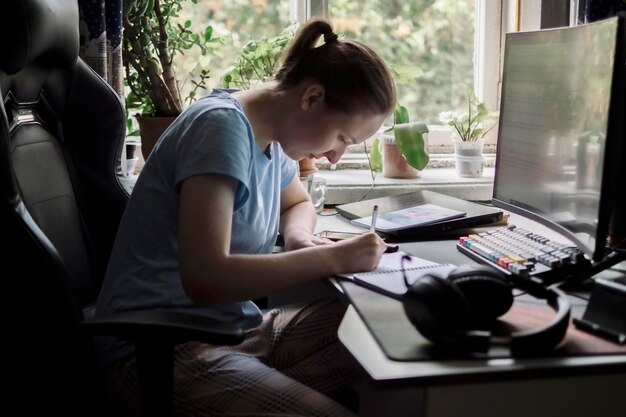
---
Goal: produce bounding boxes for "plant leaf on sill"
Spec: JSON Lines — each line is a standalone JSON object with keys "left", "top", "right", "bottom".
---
{"left": 395, "top": 122, "right": 430, "bottom": 171}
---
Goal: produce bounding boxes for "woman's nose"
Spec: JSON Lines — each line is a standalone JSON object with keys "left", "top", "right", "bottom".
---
{"left": 323, "top": 148, "right": 346, "bottom": 165}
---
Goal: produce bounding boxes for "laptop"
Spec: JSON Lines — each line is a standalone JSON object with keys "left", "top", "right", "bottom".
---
{"left": 335, "top": 190, "right": 503, "bottom": 237}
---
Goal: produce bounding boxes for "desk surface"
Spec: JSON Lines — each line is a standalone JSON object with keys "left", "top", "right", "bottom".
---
{"left": 316, "top": 209, "right": 626, "bottom": 387}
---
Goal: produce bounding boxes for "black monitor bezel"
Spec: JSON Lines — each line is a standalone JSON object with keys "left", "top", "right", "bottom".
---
{"left": 491, "top": 16, "right": 626, "bottom": 262}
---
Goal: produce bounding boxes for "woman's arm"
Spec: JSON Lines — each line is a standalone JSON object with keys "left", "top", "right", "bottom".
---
{"left": 279, "top": 175, "right": 332, "bottom": 251}
{"left": 178, "top": 173, "right": 386, "bottom": 305}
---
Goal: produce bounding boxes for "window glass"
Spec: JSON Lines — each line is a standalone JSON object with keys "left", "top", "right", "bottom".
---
{"left": 328, "top": 0, "right": 476, "bottom": 125}
{"left": 178, "top": 0, "right": 475, "bottom": 127}
{"left": 156, "top": 0, "right": 477, "bottom": 165}
{"left": 177, "top": 0, "right": 292, "bottom": 97}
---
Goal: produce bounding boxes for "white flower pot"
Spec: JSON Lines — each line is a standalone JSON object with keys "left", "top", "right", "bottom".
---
{"left": 455, "top": 154, "right": 484, "bottom": 177}
{"left": 452, "top": 138, "right": 484, "bottom": 157}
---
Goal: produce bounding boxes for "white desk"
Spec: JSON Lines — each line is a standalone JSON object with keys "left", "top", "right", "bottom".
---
{"left": 318, "top": 210, "right": 626, "bottom": 417}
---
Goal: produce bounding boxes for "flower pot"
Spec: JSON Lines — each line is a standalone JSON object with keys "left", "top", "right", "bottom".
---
{"left": 381, "top": 134, "right": 421, "bottom": 179}
{"left": 455, "top": 154, "right": 484, "bottom": 177}
{"left": 452, "top": 138, "right": 484, "bottom": 157}
{"left": 136, "top": 115, "right": 177, "bottom": 160}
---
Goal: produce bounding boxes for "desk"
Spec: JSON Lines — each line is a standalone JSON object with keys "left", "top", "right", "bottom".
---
{"left": 316, "top": 211, "right": 626, "bottom": 417}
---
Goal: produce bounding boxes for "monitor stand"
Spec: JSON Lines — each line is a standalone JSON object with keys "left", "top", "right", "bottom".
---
{"left": 574, "top": 275, "right": 626, "bottom": 345}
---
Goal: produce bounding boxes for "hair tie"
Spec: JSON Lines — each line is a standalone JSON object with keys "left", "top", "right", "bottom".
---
{"left": 324, "top": 32, "right": 339, "bottom": 44}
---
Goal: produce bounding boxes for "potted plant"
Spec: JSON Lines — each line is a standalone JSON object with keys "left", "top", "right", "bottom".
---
{"left": 438, "top": 88, "right": 499, "bottom": 154}
{"left": 368, "top": 103, "right": 430, "bottom": 179}
{"left": 438, "top": 89, "right": 498, "bottom": 177}
{"left": 220, "top": 24, "right": 297, "bottom": 89}
{"left": 367, "top": 63, "right": 429, "bottom": 179}
{"left": 123, "top": 0, "right": 221, "bottom": 159}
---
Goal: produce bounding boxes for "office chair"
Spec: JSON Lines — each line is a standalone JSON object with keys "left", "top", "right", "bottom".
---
{"left": 0, "top": 1, "right": 243, "bottom": 416}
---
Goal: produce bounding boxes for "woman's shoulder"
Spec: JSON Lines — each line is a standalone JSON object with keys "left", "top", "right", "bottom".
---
{"left": 181, "top": 89, "right": 247, "bottom": 128}
{"left": 190, "top": 89, "right": 241, "bottom": 112}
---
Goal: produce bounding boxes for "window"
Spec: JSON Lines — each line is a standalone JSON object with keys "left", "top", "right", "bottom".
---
{"left": 172, "top": 0, "right": 506, "bottom": 158}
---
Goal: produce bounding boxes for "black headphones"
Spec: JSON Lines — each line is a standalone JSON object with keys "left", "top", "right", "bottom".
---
{"left": 402, "top": 263, "right": 571, "bottom": 356}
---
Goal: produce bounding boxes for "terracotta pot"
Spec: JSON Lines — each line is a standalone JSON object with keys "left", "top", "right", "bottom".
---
{"left": 135, "top": 115, "right": 177, "bottom": 160}
{"left": 382, "top": 141, "right": 419, "bottom": 179}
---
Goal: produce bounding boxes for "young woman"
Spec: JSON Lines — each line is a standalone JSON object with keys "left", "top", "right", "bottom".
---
{"left": 96, "top": 18, "right": 396, "bottom": 417}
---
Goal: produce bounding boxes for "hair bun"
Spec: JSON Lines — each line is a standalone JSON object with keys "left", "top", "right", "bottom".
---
{"left": 323, "top": 32, "right": 339, "bottom": 44}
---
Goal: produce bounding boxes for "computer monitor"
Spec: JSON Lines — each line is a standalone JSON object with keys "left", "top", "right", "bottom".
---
{"left": 492, "top": 16, "right": 626, "bottom": 262}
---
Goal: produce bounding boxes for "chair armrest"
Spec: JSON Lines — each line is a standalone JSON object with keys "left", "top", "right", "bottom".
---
{"left": 81, "top": 310, "right": 244, "bottom": 417}
{"left": 81, "top": 310, "right": 245, "bottom": 346}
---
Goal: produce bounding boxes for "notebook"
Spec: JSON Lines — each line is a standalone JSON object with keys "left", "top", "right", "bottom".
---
{"left": 351, "top": 203, "right": 466, "bottom": 233}
{"left": 338, "top": 251, "right": 457, "bottom": 299}
{"left": 335, "top": 190, "right": 503, "bottom": 237}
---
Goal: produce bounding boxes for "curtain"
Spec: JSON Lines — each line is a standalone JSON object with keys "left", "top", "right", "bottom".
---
{"left": 78, "top": 0, "right": 133, "bottom": 176}
{"left": 77, "top": 0, "right": 124, "bottom": 97}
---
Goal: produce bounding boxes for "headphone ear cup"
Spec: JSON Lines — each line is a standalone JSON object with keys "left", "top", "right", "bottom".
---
{"left": 447, "top": 265, "right": 514, "bottom": 323}
{"left": 403, "top": 274, "right": 472, "bottom": 344}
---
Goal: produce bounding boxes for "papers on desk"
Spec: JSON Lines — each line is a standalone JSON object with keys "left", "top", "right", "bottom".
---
{"left": 337, "top": 251, "right": 456, "bottom": 299}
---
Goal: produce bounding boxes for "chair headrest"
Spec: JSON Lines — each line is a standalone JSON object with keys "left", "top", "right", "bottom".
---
{"left": 0, "top": 0, "right": 79, "bottom": 74}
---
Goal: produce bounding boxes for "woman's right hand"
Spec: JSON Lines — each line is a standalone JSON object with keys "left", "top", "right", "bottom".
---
{"left": 331, "top": 232, "right": 387, "bottom": 274}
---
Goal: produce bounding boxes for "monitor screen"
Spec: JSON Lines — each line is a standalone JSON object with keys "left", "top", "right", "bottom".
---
{"left": 492, "top": 17, "right": 626, "bottom": 261}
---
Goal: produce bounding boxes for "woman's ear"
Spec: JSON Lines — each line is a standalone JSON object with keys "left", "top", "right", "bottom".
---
{"left": 300, "top": 84, "right": 325, "bottom": 110}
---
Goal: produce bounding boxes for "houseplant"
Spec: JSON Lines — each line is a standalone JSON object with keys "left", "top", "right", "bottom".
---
{"left": 220, "top": 23, "right": 297, "bottom": 90}
{"left": 438, "top": 89, "right": 498, "bottom": 151}
{"left": 439, "top": 89, "right": 498, "bottom": 176}
{"left": 367, "top": 62, "right": 429, "bottom": 178}
{"left": 123, "top": 0, "right": 221, "bottom": 158}
{"left": 369, "top": 103, "right": 430, "bottom": 179}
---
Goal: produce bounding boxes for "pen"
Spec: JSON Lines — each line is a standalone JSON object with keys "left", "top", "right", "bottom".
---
{"left": 370, "top": 204, "right": 379, "bottom": 232}
{"left": 370, "top": 205, "right": 398, "bottom": 253}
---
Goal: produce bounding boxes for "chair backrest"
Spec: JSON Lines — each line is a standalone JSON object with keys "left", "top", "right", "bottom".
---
{"left": 0, "top": 1, "right": 128, "bottom": 414}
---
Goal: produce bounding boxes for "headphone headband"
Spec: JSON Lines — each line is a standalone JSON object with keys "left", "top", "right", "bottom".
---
{"left": 403, "top": 265, "right": 572, "bottom": 356}
{"left": 509, "top": 287, "right": 570, "bottom": 356}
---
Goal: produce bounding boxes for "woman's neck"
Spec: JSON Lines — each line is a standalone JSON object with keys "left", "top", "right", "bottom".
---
{"left": 233, "top": 83, "right": 288, "bottom": 151}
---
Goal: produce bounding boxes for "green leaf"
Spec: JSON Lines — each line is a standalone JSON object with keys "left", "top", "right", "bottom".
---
{"left": 370, "top": 138, "right": 383, "bottom": 171}
{"left": 394, "top": 122, "right": 430, "bottom": 170}
{"left": 394, "top": 104, "right": 410, "bottom": 125}
{"left": 391, "top": 64, "right": 423, "bottom": 85}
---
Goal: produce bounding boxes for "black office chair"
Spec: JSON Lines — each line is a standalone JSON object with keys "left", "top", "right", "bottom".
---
{"left": 0, "top": 1, "right": 243, "bottom": 416}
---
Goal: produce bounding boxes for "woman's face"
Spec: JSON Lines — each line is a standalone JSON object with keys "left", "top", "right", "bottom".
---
{"left": 278, "top": 88, "right": 387, "bottom": 164}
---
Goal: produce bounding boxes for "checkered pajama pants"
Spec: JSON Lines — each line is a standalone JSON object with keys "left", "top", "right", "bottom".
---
{"left": 109, "top": 298, "right": 364, "bottom": 416}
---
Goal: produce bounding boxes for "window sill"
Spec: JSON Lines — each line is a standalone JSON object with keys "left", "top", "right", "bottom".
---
{"left": 307, "top": 167, "right": 495, "bottom": 205}
{"left": 120, "top": 158, "right": 495, "bottom": 205}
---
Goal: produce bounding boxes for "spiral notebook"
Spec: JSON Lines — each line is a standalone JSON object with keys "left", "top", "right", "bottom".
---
{"left": 342, "top": 251, "right": 457, "bottom": 299}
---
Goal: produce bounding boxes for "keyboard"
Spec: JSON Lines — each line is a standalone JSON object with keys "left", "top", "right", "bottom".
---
{"left": 457, "top": 225, "right": 591, "bottom": 285}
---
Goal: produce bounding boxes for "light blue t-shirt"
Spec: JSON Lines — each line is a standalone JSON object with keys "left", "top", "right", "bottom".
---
{"left": 95, "top": 89, "right": 297, "bottom": 361}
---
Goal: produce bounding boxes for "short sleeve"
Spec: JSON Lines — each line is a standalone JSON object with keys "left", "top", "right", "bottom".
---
{"left": 279, "top": 145, "right": 297, "bottom": 190}
{"left": 172, "top": 106, "right": 253, "bottom": 209}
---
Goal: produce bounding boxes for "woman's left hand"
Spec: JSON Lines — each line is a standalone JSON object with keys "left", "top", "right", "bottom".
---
{"left": 284, "top": 230, "right": 332, "bottom": 251}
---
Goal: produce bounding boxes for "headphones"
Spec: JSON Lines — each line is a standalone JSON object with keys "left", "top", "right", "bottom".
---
{"left": 402, "top": 264, "right": 571, "bottom": 356}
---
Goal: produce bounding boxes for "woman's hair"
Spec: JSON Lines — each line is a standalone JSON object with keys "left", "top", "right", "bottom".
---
{"left": 274, "top": 18, "right": 396, "bottom": 117}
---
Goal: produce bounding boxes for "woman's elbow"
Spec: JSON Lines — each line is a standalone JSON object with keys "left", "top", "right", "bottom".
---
{"left": 180, "top": 269, "right": 225, "bottom": 305}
